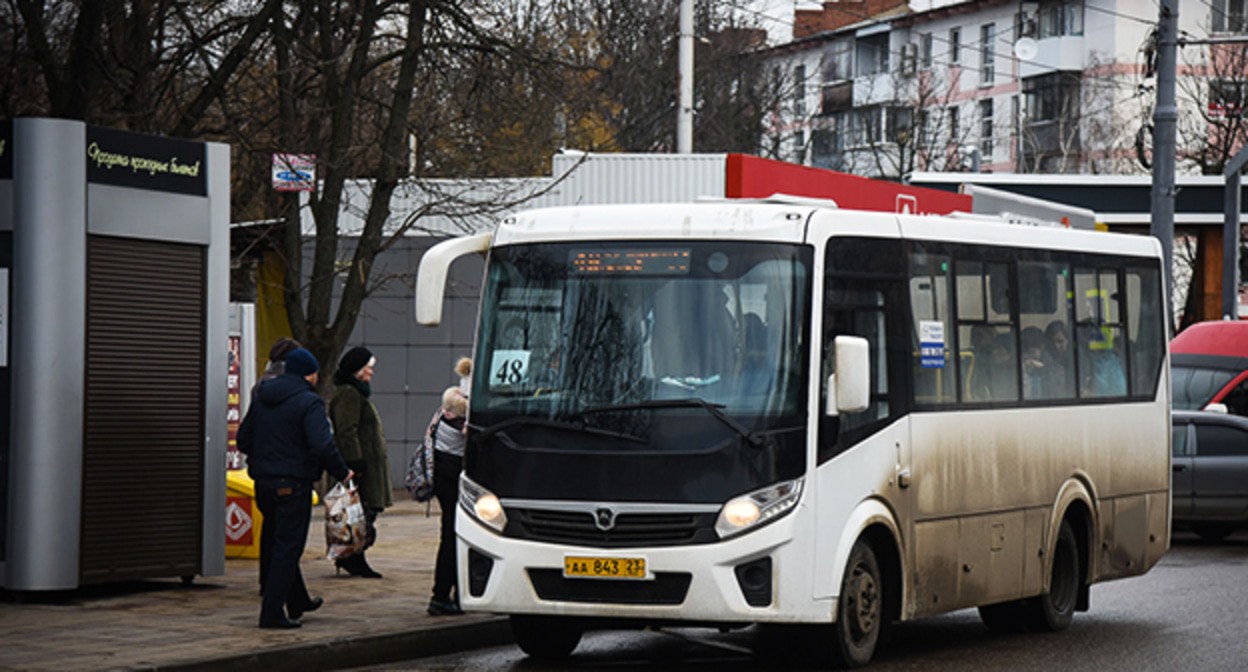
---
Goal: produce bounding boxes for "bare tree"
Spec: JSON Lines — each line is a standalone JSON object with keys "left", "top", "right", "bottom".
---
{"left": 5, "top": 0, "right": 281, "bottom": 134}
{"left": 1176, "top": 42, "right": 1248, "bottom": 175}
{"left": 4, "top": 0, "right": 782, "bottom": 383}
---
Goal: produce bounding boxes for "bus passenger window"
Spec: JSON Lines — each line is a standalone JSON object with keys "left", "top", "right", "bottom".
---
{"left": 1074, "top": 267, "right": 1126, "bottom": 398}
{"left": 1019, "top": 261, "right": 1074, "bottom": 401}
{"left": 955, "top": 259, "right": 1017, "bottom": 403}
{"left": 1126, "top": 267, "right": 1164, "bottom": 398}
{"left": 909, "top": 250, "right": 954, "bottom": 405}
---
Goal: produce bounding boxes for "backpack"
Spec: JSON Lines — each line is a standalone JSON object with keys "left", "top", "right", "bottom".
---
{"left": 404, "top": 408, "right": 441, "bottom": 503}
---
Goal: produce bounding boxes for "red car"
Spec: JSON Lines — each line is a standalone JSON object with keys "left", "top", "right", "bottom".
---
{"left": 1171, "top": 321, "right": 1248, "bottom": 416}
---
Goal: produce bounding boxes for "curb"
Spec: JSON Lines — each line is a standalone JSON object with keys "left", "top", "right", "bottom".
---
{"left": 140, "top": 617, "right": 513, "bottom": 672}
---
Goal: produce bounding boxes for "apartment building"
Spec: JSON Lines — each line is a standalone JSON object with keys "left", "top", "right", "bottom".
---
{"left": 763, "top": 0, "right": 1247, "bottom": 178}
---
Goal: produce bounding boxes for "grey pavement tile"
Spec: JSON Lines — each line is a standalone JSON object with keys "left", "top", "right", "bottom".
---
{"left": 0, "top": 495, "right": 461, "bottom": 672}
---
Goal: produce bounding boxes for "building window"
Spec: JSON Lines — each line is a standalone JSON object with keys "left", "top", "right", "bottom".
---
{"left": 980, "top": 24, "right": 995, "bottom": 85}
{"left": 949, "top": 27, "right": 961, "bottom": 63}
{"left": 921, "top": 33, "right": 933, "bottom": 68}
{"left": 1208, "top": 79, "right": 1246, "bottom": 118}
{"left": 1038, "top": 0, "right": 1085, "bottom": 38}
{"left": 855, "top": 33, "right": 890, "bottom": 77}
{"left": 917, "top": 109, "right": 930, "bottom": 147}
{"left": 887, "top": 106, "right": 914, "bottom": 144}
{"left": 793, "top": 130, "right": 807, "bottom": 163}
{"left": 979, "top": 99, "right": 994, "bottom": 158}
{"left": 822, "top": 40, "right": 853, "bottom": 83}
{"left": 852, "top": 106, "right": 883, "bottom": 146}
{"left": 948, "top": 105, "right": 961, "bottom": 140}
{"left": 1024, "top": 72, "right": 1081, "bottom": 122}
{"left": 793, "top": 64, "right": 807, "bottom": 117}
{"left": 1211, "top": 0, "right": 1246, "bottom": 33}
{"left": 812, "top": 113, "right": 846, "bottom": 171}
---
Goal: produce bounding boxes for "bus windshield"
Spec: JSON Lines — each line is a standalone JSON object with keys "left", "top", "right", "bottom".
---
{"left": 468, "top": 241, "right": 811, "bottom": 502}
{"left": 475, "top": 241, "right": 810, "bottom": 419}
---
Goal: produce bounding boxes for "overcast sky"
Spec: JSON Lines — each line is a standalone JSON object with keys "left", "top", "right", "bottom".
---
{"left": 745, "top": 0, "right": 822, "bottom": 45}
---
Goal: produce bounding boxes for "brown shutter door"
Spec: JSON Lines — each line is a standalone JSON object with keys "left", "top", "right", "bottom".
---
{"left": 81, "top": 235, "right": 205, "bottom": 584}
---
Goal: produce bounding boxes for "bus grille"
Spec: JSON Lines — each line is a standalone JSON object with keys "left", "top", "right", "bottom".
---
{"left": 528, "top": 569, "right": 691, "bottom": 605}
{"left": 506, "top": 508, "right": 720, "bottom": 547}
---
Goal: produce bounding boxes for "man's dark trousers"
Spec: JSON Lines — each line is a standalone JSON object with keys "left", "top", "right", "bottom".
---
{"left": 256, "top": 478, "right": 314, "bottom": 622}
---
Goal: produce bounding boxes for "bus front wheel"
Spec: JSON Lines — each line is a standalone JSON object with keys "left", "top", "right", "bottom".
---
{"left": 830, "top": 539, "right": 883, "bottom": 668}
{"left": 1023, "top": 519, "right": 1080, "bottom": 632}
{"left": 510, "top": 615, "right": 582, "bottom": 660}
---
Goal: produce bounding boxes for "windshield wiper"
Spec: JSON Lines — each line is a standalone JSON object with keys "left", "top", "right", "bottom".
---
{"left": 475, "top": 415, "right": 646, "bottom": 445}
{"left": 580, "top": 398, "right": 765, "bottom": 448}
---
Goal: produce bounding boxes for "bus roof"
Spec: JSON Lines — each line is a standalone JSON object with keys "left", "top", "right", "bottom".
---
{"left": 493, "top": 201, "right": 1162, "bottom": 260}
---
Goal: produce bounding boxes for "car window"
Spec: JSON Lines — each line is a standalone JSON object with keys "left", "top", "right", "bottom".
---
{"left": 1194, "top": 424, "right": 1248, "bottom": 457}
{"left": 1171, "top": 366, "right": 1234, "bottom": 410}
{"left": 1172, "top": 424, "right": 1189, "bottom": 457}
{"left": 1223, "top": 379, "right": 1248, "bottom": 417}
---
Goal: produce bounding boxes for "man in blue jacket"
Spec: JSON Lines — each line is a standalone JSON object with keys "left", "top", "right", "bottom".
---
{"left": 238, "top": 348, "right": 354, "bottom": 629}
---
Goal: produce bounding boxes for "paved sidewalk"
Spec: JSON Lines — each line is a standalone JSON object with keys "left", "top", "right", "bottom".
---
{"left": 0, "top": 495, "right": 512, "bottom": 672}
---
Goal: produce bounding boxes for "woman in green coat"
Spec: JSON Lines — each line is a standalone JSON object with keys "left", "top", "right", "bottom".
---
{"left": 329, "top": 346, "right": 392, "bottom": 578}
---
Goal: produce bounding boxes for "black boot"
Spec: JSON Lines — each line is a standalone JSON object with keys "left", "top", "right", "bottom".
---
{"left": 335, "top": 553, "right": 382, "bottom": 579}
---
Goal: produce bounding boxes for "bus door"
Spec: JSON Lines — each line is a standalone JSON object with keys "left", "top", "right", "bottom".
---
{"left": 813, "top": 233, "right": 912, "bottom": 596}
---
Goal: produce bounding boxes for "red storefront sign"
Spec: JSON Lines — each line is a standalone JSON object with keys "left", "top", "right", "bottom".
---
{"left": 725, "top": 154, "right": 971, "bottom": 215}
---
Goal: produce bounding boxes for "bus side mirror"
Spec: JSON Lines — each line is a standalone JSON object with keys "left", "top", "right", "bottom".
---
{"left": 826, "top": 336, "right": 870, "bottom": 416}
{"left": 415, "top": 233, "right": 492, "bottom": 326}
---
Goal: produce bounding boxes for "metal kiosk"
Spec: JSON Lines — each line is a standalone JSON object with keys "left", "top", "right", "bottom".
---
{"left": 0, "top": 118, "right": 229, "bottom": 590}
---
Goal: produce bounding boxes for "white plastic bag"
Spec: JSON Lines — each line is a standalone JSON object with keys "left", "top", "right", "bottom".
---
{"left": 324, "top": 480, "right": 367, "bottom": 561}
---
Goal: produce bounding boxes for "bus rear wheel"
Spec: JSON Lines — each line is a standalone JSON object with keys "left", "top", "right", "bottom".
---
{"left": 830, "top": 539, "right": 883, "bottom": 668}
{"left": 1023, "top": 519, "right": 1080, "bottom": 632}
{"left": 510, "top": 615, "right": 582, "bottom": 660}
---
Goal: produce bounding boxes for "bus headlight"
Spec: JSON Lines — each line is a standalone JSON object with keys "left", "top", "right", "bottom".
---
{"left": 460, "top": 474, "right": 508, "bottom": 533}
{"left": 715, "top": 477, "right": 803, "bottom": 539}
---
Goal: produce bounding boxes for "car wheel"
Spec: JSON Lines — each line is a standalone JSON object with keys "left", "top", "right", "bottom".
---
{"left": 1192, "top": 523, "right": 1237, "bottom": 543}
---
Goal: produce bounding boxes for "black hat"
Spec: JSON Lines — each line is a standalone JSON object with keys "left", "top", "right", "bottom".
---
{"left": 284, "top": 348, "right": 319, "bottom": 378}
{"left": 337, "top": 346, "right": 375, "bottom": 378}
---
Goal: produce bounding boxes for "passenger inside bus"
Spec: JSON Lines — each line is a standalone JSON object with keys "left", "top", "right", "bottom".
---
{"left": 1043, "top": 320, "right": 1074, "bottom": 398}
{"left": 1020, "top": 327, "right": 1047, "bottom": 399}
{"left": 739, "top": 312, "right": 771, "bottom": 397}
{"left": 1077, "top": 322, "right": 1126, "bottom": 397}
{"left": 968, "top": 325, "right": 1013, "bottom": 401}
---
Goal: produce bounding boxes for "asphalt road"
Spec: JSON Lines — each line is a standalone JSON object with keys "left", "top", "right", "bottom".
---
{"left": 354, "top": 528, "right": 1248, "bottom": 671}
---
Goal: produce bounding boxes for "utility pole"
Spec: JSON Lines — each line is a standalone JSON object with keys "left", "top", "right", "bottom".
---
{"left": 1150, "top": 0, "right": 1179, "bottom": 327}
{"left": 677, "top": 0, "right": 694, "bottom": 153}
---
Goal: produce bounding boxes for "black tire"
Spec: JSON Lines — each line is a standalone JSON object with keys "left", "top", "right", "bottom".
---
{"left": 978, "top": 600, "right": 1028, "bottom": 634}
{"left": 1023, "top": 519, "right": 1080, "bottom": 632}
{"left": 830, "top": 540, "right": 884, "bottom": 669}
{"left": 510, "top": 615, "right": 582, "bottom": 660}
{"left": 180, "top": 575, "right": 195, "bottom": 586}
{"left": 1192, "top": 523, "right": 1237, "bottom": 543}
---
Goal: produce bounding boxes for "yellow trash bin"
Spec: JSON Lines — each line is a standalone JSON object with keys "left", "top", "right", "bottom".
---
{"left": 224, "top": 470, "right": 321, "bottom": 559}
{"left": 225, "top": 470, "right": 263, "bottom": 559}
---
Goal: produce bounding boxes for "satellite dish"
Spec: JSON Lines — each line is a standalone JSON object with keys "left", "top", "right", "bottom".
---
{"left": 1013, "top": 37, "right": 1038, "bottom": 61}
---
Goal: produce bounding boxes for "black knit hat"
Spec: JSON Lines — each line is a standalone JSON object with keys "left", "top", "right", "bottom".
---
{"left": 337, "top": 346, "right": 374, "bottom": 378}
{"left": 284, "top": 348, "right": 319, "bottom": 378}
